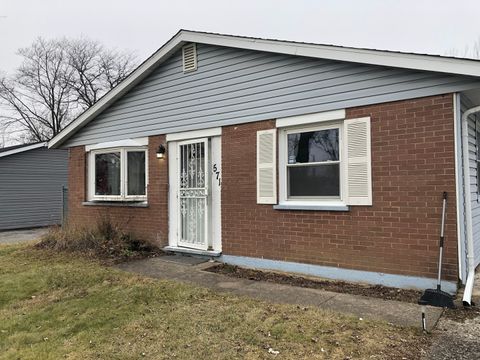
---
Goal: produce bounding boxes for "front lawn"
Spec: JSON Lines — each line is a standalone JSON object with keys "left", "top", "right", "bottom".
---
{"left": 0, "top": 245, "right": 428, "bottom": 359}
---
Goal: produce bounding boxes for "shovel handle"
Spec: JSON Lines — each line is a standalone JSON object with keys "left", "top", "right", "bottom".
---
{"left": 440, "top": 192, "right": 447, "bottom": 240}
{"left": 437, "top": 192, "right": 447, "bottom": 290}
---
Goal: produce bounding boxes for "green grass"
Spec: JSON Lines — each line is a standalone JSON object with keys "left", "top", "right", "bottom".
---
{"left": 0, "top": 244, "right": 426, "bottom": 359}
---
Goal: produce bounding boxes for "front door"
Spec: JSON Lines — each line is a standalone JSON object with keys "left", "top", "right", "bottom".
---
{"left": 168, "top": 134, "right": 222, "bottom": 253}
{"left": 177, "top": 138, "right": 209, "bottom": 250}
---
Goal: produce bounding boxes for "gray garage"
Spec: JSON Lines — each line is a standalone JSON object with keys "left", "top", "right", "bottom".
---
{"left": 0, "top": 142, "right": 68, "bottom": 230}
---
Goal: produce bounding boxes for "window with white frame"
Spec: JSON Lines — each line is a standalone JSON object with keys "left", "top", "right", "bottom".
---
{"left": 260, "top": 112, "right": 372, "bottom": 209}
{"left": 280, "top": 122, "right": 343, "bottom": 203}
{"left": 286, "top": 125, "right": 341, "bottom": 199}
{"left": 88, "top": 147, "right": 148, "bottom": 201}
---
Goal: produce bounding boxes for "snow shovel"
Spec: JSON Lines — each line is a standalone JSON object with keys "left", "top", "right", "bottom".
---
{"left": 418, "top": 192, "right": 455, "bottom": 314}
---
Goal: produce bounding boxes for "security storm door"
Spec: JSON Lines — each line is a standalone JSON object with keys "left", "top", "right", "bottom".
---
{"left": 177, "top": 138, "right": 209, "bottom": 250}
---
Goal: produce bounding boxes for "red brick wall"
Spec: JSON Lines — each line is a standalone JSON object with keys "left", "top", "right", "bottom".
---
{"left": 67, "top": 93, "right": 458, "bottom": 281}
{"left": 221, "top": 94, "right": 458, "bottom": 281}
{"left": 67, "top": 135, "right": 168, "bottom": 246}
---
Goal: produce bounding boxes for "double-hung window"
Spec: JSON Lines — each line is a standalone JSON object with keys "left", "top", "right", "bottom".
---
{"left": 277, "top": 122, "right": 344, "bottom": 208}
{"left": 286, "top": 125, "right": 341, "bottom": 199}
{"left": 88, "top": 147, "right": 148, "bottom": 201}
{"left": 257, "top": 110, "right": 372, "bottom": 209}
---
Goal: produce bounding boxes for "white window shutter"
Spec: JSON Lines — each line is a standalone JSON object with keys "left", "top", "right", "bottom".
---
{"left": 257, "top": 129, "right": 277, "bottom": 204}
{"left": 344, "top": 117, "right": 372, "bottom": 206}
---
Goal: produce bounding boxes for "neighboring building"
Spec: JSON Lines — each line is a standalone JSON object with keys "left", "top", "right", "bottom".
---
{"left": 49, "top": 30, "right": 480, "bottom": 304}
{"left": 0, "top": 142, "right": 68, "bottom": 230}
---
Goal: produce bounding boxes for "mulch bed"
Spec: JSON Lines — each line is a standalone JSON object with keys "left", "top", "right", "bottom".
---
{"left": 205, "top": 263, "right": 423, "bottom": 303}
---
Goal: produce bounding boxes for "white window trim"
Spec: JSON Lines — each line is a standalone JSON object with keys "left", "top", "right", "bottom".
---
{"left": 166, "top": 127, "right": 221, "bottom": 142}
{"left": 278, "top": 121, "right": 347, "bottom": 208}
{"left": 276, "top": 109, "right": 345, "bottom": 128}
{"left": 88, "top": 147, "right": 148, "bottom": 202}
{"left": 85, "top": 137, "right": 148, "bottom": 152}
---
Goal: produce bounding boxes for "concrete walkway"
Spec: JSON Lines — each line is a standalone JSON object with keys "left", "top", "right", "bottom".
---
{"left": 0, "top": 228, "right": 47, "bottom": 245}
{"left": 116, "top": 256, "right": 443, "bottom": 331}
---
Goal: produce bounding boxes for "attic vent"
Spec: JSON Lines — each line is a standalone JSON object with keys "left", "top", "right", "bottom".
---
{"left": 182, "top": 43, "right": 197, "bottom": 73}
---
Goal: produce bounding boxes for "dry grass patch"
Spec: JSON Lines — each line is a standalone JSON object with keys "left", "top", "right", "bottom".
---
{"left": 36, "top": 217, "right": 161, "bottom": 263}
{"left": 0, "top": 244, "right": 429, "bottom": 359}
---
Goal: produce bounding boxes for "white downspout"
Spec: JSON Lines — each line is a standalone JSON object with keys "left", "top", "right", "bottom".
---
{"left": 461, "top": 105, "right": 480, "bottom": 306}
{"left": 454, "top": 95, "right": 464, "bottom": 282}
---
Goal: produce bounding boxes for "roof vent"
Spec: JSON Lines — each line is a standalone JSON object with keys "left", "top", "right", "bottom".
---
{"left": 182, "top": 43, "right": 197, "bottom": 73}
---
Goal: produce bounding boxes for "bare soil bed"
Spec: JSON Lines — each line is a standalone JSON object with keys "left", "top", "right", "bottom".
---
{"left": 206, "top": 263, "right": 423, "bottom": 303}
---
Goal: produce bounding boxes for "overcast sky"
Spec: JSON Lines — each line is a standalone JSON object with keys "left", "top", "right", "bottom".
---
{"left": 1, "top": 0, "right": 480, "bottom": 74}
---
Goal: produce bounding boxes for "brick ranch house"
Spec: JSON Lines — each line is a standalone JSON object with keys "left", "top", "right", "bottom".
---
{"left": 49, "top": 30, "right": 480, "bottom": 305}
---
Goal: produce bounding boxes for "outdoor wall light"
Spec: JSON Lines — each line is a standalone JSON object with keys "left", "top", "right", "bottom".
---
{"left": 156, "top": 144, "right": 166, "bottom": 159}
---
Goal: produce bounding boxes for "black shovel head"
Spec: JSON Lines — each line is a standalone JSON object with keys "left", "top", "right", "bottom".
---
{"left": 418, "top": 288, "right": 455, "bottom": 309}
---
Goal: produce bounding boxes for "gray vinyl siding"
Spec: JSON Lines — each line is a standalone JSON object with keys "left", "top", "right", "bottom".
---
{"left": 65, "top": 44, "right": 480, "bottom": 147}
{"left": 460, "top": 95, "right": 480, "bottom": 269}
{"left": 0, "top": 147, "right": 68, "bottom": 230}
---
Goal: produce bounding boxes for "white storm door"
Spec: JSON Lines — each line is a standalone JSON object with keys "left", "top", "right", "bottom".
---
{"left": 177, "top": 138, "right": 209, "bottom": 250}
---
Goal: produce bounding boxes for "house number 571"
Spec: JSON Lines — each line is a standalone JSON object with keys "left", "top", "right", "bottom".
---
{"left": 212, "top": 164, "right": 221, "bottom": 186}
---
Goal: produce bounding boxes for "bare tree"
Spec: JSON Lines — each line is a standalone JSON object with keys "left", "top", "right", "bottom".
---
{"left": 0, "top": 39, "right": 74, "bottom": 142}
{"left": 66, "top": 38, "right": 136, "bottom": 108}
{"left": 0, "top": 37, "right": 136, "bottom": 143}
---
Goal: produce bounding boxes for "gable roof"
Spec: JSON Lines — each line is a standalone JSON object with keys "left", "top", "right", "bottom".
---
{"left": 0, "top": 142, "right": 46, "bottom": 158}
{"left": 48, "top": 29, "right": 480, "bottom": 148}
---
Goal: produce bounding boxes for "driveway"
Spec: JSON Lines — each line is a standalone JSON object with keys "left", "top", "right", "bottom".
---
{"left": 0, "top": 228, "right": 48, "bottom": 245}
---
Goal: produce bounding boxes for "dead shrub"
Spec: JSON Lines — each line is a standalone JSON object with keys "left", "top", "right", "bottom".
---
{"left": 35, "top": 217, "right": 161, "bottom": 262}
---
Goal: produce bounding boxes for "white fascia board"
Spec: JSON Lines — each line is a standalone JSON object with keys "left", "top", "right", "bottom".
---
{"left": 166, "top": 127, "right": 221, "bottom": 142}
{"left": 182, "top": 31, "right": 480, "bottom": 77}
{"left": 0, "top": 142, "right": 46, "bottom": 158}
{"left": 48, "top": 32, "right": 186, "bottom": 149}
{"left": 276, "top": 109, "right": 345, "bottom": 128}
{"left": 85, "top": 137, "right": 148, "bottom": 151}
{"left": 48, "top": 30, "right": 480, "bottom": 149}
